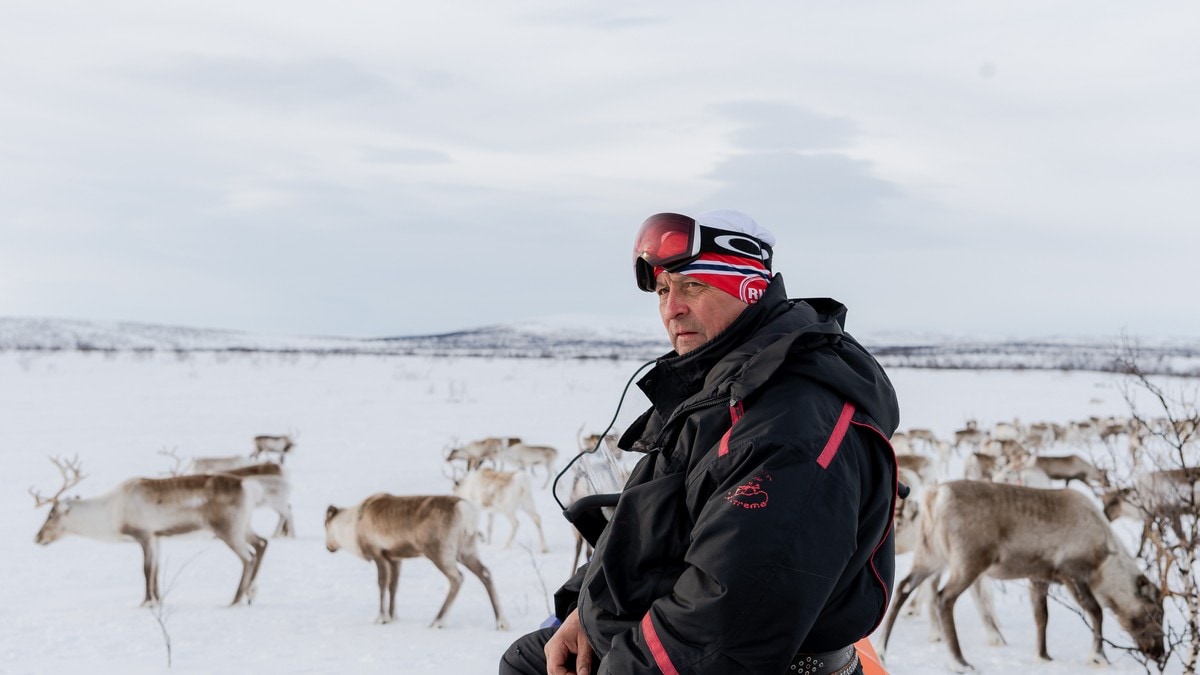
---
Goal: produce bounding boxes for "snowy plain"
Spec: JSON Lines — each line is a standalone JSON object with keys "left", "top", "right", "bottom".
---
{"left": 0, "top": 348, "right": 1188, "bottom": 674}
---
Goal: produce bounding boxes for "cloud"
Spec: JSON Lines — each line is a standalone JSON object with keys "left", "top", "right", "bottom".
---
{"left": 360, "top": 146, "right": 454, "bottom": 165}
{"left": 133, "top": 56, "right": 413, "bottom": 109}
{"left": 710, "top": 101, "right": 859, "bottom": 152}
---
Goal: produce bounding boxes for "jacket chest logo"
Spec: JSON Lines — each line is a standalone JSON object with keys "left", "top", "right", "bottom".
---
{"left": 725, "top": 472, "right": 772, "bottom": 510}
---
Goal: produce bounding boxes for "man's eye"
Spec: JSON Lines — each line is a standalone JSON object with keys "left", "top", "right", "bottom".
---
{"left": 655, "top": 287, "right": 669, "bottom": 297}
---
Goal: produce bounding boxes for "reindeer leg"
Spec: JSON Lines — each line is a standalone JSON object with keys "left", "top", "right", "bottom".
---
{"left": 970, "top": 577, "right": 1005, "bottom": 647}
{"left": 1029, "top": 579, "right": 1051, "bottom": 660}
{"left": 272, "top": 504, "right": 294, "bottom": 538}
{"left": 387, "top": 559, "right": 401, "bottom": 622}
{"left": 244, "top": 532, "right": 268, "bottom": 603}
{"left": 460, "top": 552, "right": 509, "bottom": 630}
{"left": 936, "top": 567, "right": 985, "bottom": 672}
{"left": 523, "top": 505, "right": 550, "bottom": 554}
{"left": 215, "top": 529, "right": 257, "bottom": 606}
{"left": 372, "top": 555, "right": 391, "bottom": 623}
{"left": 133, "top": 534, "right": 158, "bottom": 606}
{"left": 502, "top": 511, "right": 520, "bottom": 549}
{"left": 879, "top": 569, "right": 939, "bottom": 657}
{"left": 426, "top": 554, "right": 464, "bottom": 629}
{"left": 1063, "top": 577, "right": 1107, "bottom": 665}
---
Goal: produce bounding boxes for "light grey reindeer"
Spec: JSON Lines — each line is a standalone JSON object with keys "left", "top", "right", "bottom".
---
{"left": 33, "top": 456, "right": 268, "bottom": 606}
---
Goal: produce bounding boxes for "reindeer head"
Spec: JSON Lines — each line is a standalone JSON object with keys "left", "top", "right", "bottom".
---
{"left": 325, "top": 505, "right": 357, "bottom": 554}
{"left": 31, "top": 456, "right": 86, "bottom": 545}
{"left": 1120, "top": 574, "right": 1166, "bottom": 660}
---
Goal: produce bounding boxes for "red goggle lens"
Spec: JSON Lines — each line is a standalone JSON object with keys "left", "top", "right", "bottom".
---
{"left": 632, "top": 213, "right": 700, "bottom": 291}
{"left": 633, "top": 213, "right": 700, "bottom": 267}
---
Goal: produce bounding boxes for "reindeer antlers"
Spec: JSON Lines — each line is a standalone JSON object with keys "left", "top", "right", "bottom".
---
{"left": 30, "top": 455, "right": 87, "bottom": 508}
{"left": 157, "top": 446, "right": 187, "bottom": 476}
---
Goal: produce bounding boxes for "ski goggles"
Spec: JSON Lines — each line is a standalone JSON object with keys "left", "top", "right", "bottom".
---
{"left": 632, "top": 213, "right": 773, "bottom": 291}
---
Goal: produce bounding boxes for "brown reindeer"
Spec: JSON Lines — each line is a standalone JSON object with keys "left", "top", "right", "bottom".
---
{"left": 32, "top": 456, "right": 268, "bottom": 606}
{"left": 881, "top": 480, "right": 1164, "bottom": 670}
{"left": 325, "top": 494, "right": 509, "bottom": 629}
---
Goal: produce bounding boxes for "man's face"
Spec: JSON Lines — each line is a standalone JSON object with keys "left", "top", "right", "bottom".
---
{"left": 655, "top": 271, "right": 749, "bottom": 355}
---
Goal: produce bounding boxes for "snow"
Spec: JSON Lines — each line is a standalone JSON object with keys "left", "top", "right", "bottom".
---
{"left": 0, "top": 349, "right": 1187, "bottom": 674}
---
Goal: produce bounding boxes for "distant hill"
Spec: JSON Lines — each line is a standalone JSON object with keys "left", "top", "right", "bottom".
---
{"left": 1, "top": 316, "right": 1197, "bottom": 376}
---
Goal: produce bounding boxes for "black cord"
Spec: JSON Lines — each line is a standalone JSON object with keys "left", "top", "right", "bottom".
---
{"left": 552, "top": 359, "right": 657, "bottom": 511}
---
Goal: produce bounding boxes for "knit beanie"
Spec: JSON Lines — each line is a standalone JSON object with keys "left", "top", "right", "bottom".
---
{"left": 661, "top": 209, "right": 775, "bottom": 305}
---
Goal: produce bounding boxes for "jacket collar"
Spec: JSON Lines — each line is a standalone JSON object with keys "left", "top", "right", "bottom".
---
{"left": 636, "top": 276, "right": 793, "bottom": 416}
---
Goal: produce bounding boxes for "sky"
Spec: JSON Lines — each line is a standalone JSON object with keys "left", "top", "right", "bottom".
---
{"left": 2, "top": 2, "right": 1199, "bottom": 340}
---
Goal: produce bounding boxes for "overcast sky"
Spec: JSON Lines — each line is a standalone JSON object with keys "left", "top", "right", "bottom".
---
{"left": 2, "top": 2, "right": 1198, "bottom": 340}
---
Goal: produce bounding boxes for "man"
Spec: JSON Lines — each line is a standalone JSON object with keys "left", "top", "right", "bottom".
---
{"left": 501, "top": 209, "right": 900, "bottom": 675}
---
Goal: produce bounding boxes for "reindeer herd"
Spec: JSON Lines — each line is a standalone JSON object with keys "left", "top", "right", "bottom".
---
{"left": 881, "top": 414, "right": 1200, "bottom": 671}
{"left": 28, "top": 429, "right": 618, "bottom": 632}
{"left": 30, "top": 412, "right": 1194, "bottom": 669}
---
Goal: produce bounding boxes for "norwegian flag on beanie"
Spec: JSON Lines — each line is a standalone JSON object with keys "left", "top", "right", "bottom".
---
{"left": 668, "top": 253, "right": 772, "bottom": 304}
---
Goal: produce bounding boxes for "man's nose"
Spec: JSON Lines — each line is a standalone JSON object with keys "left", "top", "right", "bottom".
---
{"left": 662, "top": 289, "right": 688, "bottom": 317}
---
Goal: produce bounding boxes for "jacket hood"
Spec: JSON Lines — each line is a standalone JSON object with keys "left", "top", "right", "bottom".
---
{"left": 637, "top": 275, "right": 899, "bottom": 438}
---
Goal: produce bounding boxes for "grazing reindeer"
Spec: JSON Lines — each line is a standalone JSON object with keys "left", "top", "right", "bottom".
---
{"left": 1032, "top": 454, "right": 1109, "bottom": 488}
{"left": 446, "top": 436, "right": 518, "bottom": 471}
{"left": 32, "top": 456, "right": 268, "bottom": 606}
{"left": 1103, "top": 467, "right": 1200, "bottom": 555}
{"left": 252, "top": 434, "right": 295, "bottom": 464}
{"left": 324, "top": 494, "right": 509, "bottom": 629}
{"left": 881, "top": 480, "right": 1164, "bottom": 671}
{"left": 449, "top": 467, "right": 550, "bottom": 553}
{"left": 495, "top": 442, "right": 558, "bottom": 488}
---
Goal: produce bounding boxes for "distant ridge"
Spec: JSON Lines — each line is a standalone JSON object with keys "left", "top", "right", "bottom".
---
{"left": 1, "top": 317, "right": 1197, "bottom": 376}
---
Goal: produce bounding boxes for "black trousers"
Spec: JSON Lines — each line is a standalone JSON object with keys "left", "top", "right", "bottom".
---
{"left": 499, "top": 626, "right": 562, "bottom": 675}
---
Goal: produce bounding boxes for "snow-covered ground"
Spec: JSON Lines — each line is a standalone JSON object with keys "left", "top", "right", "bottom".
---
{"left": 0, "top": 350, "right": 1186, "bottom": 674}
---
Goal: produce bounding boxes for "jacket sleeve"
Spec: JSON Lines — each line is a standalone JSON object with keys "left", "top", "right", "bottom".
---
{"left": 598, "top": 423, "right": 883, "bottom": 674}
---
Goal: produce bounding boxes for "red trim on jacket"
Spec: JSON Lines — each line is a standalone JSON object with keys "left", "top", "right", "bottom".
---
{"left": 816, "top": 401, "right": 856, "bottom": 469}
{"left": 718, "top": 400, "right": 745, "bottom": 458}
{"left": 851, "top": 418, "right": 899, "bottom": 632}
{"left": 641, "top": 613, "right": 681, "bottom": 675}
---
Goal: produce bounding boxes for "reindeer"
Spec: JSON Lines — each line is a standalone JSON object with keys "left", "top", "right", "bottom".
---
{"left": 579, "top": 429, "right": 622, "bottom": 463}
{"left": 252, "top": 434, "right": 295, "bottom": 464}
{"left": 324, "top": 494, "right": 509, "bottom": 629}
{"left": 880, "top": 480, "right": 1164, "bottom": 671}
{"left": 222, "top": 463, "right": 296, "bottom": 538}
{"left": 161, "top": 449, "right": 295, "bottom": 537}
{"left": 495, "top": 442, "right": 558, "bottom": 489}
{"left": 1032, "top": 454, "right": 1109, "bottom": 488}
{"left": 446, "top": 436, "right": 518, "bottom": 471}
{"left": 32, "top": 456, "right": 268, "bottom": 606}
{"left": 448, "top": 466, "right": 549, "bottom": 553}
{"left": 951, "top": 420, "right": 985, "bottom": 452}
{"left": 1103, "top": 467, "right": 1200, "bottom": 555}
{"left": 191, "top": 455, "right": 258, "bottom": 473}
{"left": 896, "top": 453, "right": 935, "bottom": 486}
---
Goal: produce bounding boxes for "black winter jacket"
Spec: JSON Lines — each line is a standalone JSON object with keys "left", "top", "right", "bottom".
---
{"left": 559, "top": 275, "right": 900, "bottom": 674}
